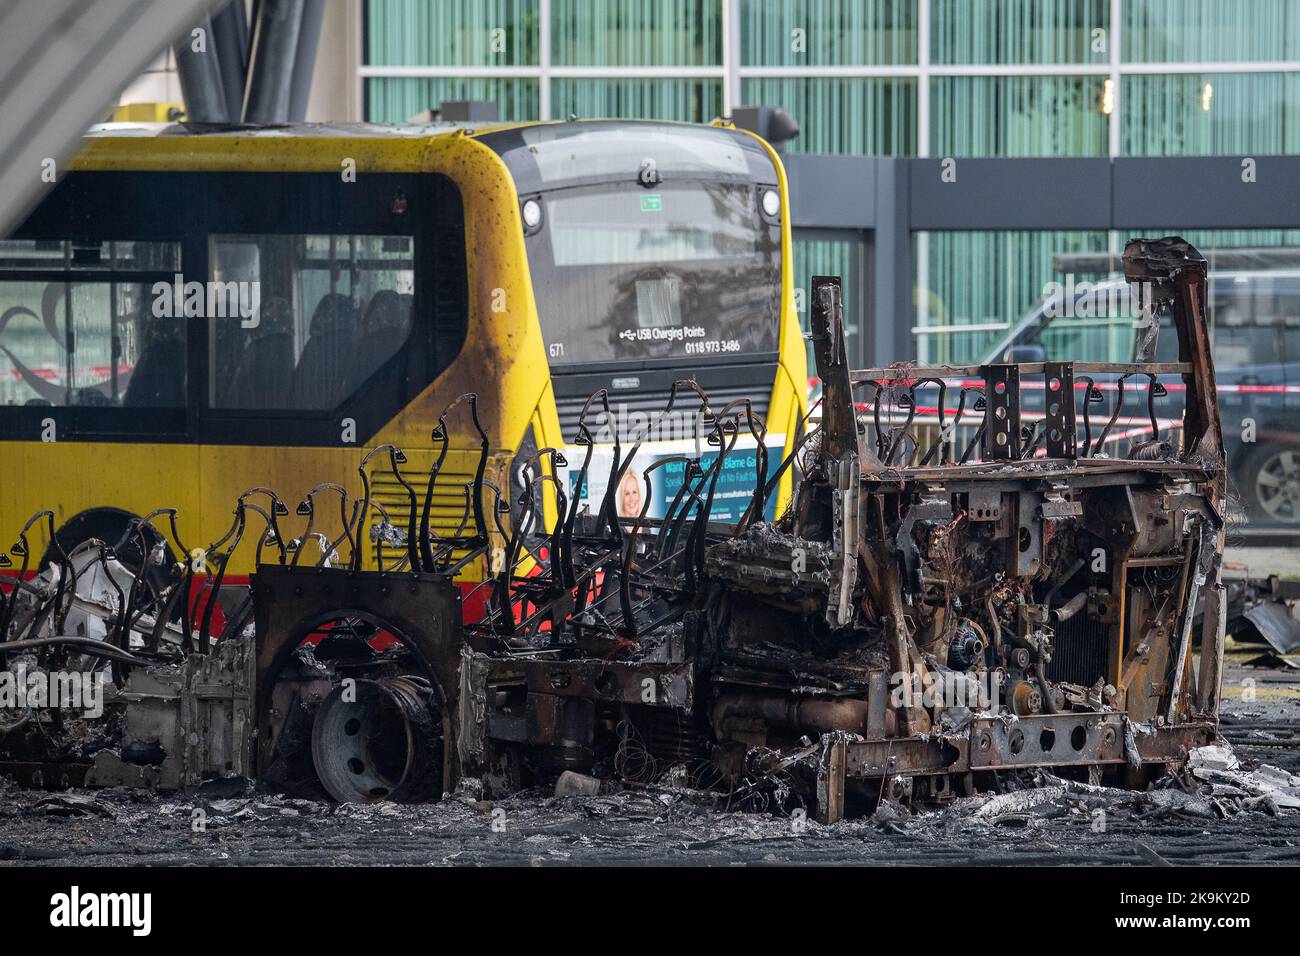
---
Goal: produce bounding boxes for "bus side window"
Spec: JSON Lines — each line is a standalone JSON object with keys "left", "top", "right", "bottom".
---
{"left": 0, "top": 240, "right": 184, "bottom": 409}
{"left": 208, "top": 234, "right": 415, "bottom": 412}
{"left": 343, "top": 289, "right": 412, "bottom": 397}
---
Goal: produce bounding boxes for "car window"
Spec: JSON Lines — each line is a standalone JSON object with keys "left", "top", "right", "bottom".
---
{"left": 1010, "top": 285, "right": 1136, "bottom": 363}
{"left": 1211, "top": 279, "right": 1298, "bottom": 371}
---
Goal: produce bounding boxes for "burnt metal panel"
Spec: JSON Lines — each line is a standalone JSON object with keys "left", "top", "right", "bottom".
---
{"left": 982, "top": 364, "right": 1021, "bottom": 460}
{"left": 970, "top": 713, "right": 1125, "bottom": 769}
{"left": 1043, "top": 361, "right": 1078, "bottom": 459}
{"left": 250, "top": 565, "right": 464, "bottom": 787}
{"left": 1243, "top": 600, "right": 1300, "bottom": 654}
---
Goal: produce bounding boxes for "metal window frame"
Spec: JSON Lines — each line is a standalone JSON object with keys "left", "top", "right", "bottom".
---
{"left": 788, "top": 153, "right": 1300, "bottom": 368}
{"left": 358, "top": 0, "right": 1300, "bottom": 138}
{"left": 355, "top": 2, "right": 1300, "bottom": 369}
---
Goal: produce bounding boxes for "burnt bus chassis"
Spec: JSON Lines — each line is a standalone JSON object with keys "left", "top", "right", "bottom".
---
{"left": 1, "top": 237, "right": 1226, "bottom": 822}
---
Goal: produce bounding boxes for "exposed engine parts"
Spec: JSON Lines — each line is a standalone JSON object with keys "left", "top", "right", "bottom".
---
{"left": 0, "top": 237, "right": 1229, "bottom": 822}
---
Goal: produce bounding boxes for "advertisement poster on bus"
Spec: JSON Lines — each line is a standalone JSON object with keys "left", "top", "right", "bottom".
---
{"left": 559, "top": 434, "right": 786, "bottom": 524}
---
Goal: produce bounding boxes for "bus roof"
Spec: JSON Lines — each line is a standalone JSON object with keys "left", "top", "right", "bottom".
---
{"left": 83, "top": 119, "right": 535, "bottom": 139}
{"left": 81, "top": 117, "right": 728, "bottom": 142}
{"left": 71, "top": 119, "right": 761, "bottom": 175}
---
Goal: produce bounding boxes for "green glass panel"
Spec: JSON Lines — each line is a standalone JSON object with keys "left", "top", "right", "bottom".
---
{"left": 552, "top": 0, "right": 720, "bottom": 66}
{"left": 1124, "top": 0, "right": 1300, "bottom": 62}
{"left": 931, "top": 75, "right": 1108, "bottom": 157}
{"left": 914, "top": 230, "right": 1109, "bottom": 365}
{"left": 366, "top": 0, "right": 539, "bottom": 66}
{"left": 549, "top": 78, "right": 723, "bottom": 122}
{"left": 366, "top": 77, "right": 540, "bottom": 123}
{"left": 1122, "top": 73, "right": 1300, "bottom": 155}
{"left": 931, "top": 0, "right": 1109, "bottom": 65}
{"left": 793, "top": 237, "right": 863, "bottom": 368}
{"left": 740, "top": 0, "right": 917, "bottom": 66}
{"left": 742, "top": 77, "right": 917, "bottom": 154}
{"left": 1154, "top": 229, "right": 1300, "bottom": 257}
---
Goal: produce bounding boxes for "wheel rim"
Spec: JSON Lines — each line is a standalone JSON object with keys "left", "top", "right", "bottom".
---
{"left": 1254, "top": 450, "right": 1300, "bottom": 522}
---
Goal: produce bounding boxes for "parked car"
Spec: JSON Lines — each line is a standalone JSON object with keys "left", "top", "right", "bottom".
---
{"left": 985, "top": 268, "right": 1300, "bottom": 529}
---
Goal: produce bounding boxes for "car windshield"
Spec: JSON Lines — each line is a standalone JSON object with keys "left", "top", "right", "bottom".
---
{"left": 993, "top": 273, "right": 1300, "bottom": 367}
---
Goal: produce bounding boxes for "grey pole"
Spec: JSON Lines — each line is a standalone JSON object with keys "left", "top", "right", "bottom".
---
{"left": 243, "top": 0, "right": 304, "bottom": 124}
{"left": 288, "top": 0, "right": 325, "bottom": 122}
{"left": 174, "top": 14, "right": 230, "bottom": 124}
{"left": 210, "top": 0, "right": 250, "bottom": 123}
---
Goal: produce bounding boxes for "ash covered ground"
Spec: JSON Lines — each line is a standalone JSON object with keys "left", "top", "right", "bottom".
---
{"left": 2, "top": 653, "right": 1298, "bottom": 867}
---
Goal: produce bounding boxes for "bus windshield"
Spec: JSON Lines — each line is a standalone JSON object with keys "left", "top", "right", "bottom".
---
{"left": 482, "top": 122, "right": 783, "bottom": 368}
{"left": 526, "top": 180, "right": 780, "bottom": 366}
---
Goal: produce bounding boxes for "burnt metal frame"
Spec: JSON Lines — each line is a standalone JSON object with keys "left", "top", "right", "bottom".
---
{"left": 801, "top": 237, "right": 1226, "bottom": 820}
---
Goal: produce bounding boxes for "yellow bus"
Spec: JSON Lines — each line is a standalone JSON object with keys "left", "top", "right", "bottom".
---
{"left": 0, "top": 119, "right": 807, "bottom": 614}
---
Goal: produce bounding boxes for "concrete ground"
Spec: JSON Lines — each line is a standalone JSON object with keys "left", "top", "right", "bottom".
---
{"left": 2, "top": 541, "right": 1298, "bottom": 868}
{"left": 1224, "top": 545, "right": 1300, "bottom": 580}
{"left": 1, "top": 643, "right": 1296, "bottom": 867}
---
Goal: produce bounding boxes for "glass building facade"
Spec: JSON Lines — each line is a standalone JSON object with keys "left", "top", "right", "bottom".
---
{"left": 363, "top": 0, "right": 1300, "bottom": 364}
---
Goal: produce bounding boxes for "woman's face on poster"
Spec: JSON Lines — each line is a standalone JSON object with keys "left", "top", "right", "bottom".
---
{"left": 619, "top": 471, "right": 643, "bottom": 517}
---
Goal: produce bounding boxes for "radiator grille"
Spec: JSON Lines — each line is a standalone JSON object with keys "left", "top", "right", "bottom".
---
{"left": 555, "top": 381, "right": 771, "bottom": 444}
{"left": 1047, "top": 613, "right": 1110, "bottom": 686}
{"left": 368, "top": 450, "right": 477, "bottom": 565}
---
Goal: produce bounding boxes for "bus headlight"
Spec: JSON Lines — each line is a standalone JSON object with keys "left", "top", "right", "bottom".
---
{"left": 761, "top": 189, "right": 781, "bottom": 219}
{"left": 522, "top": 198, "right": 543, "bottom": 231}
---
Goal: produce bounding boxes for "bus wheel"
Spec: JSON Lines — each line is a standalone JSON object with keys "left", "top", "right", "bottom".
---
{"left": 311, "top": 676, "right": 444, "bottom": 803}
{"left": 1243, "top": 445, "right": 1300, "bottom": 525}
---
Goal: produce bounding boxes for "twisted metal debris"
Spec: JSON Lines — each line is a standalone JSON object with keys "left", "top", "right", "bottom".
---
{"left": 0, "top": 237, "right": 1234, "bottom": 822}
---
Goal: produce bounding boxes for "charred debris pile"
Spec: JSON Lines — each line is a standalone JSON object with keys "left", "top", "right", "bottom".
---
{"left": 0, "top": 237, "right": 1247, "bottom": 823}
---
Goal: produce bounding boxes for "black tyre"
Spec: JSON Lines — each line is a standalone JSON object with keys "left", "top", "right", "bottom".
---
{"left": 1238, "top": 443, "right": 1300, "bottom": 526}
